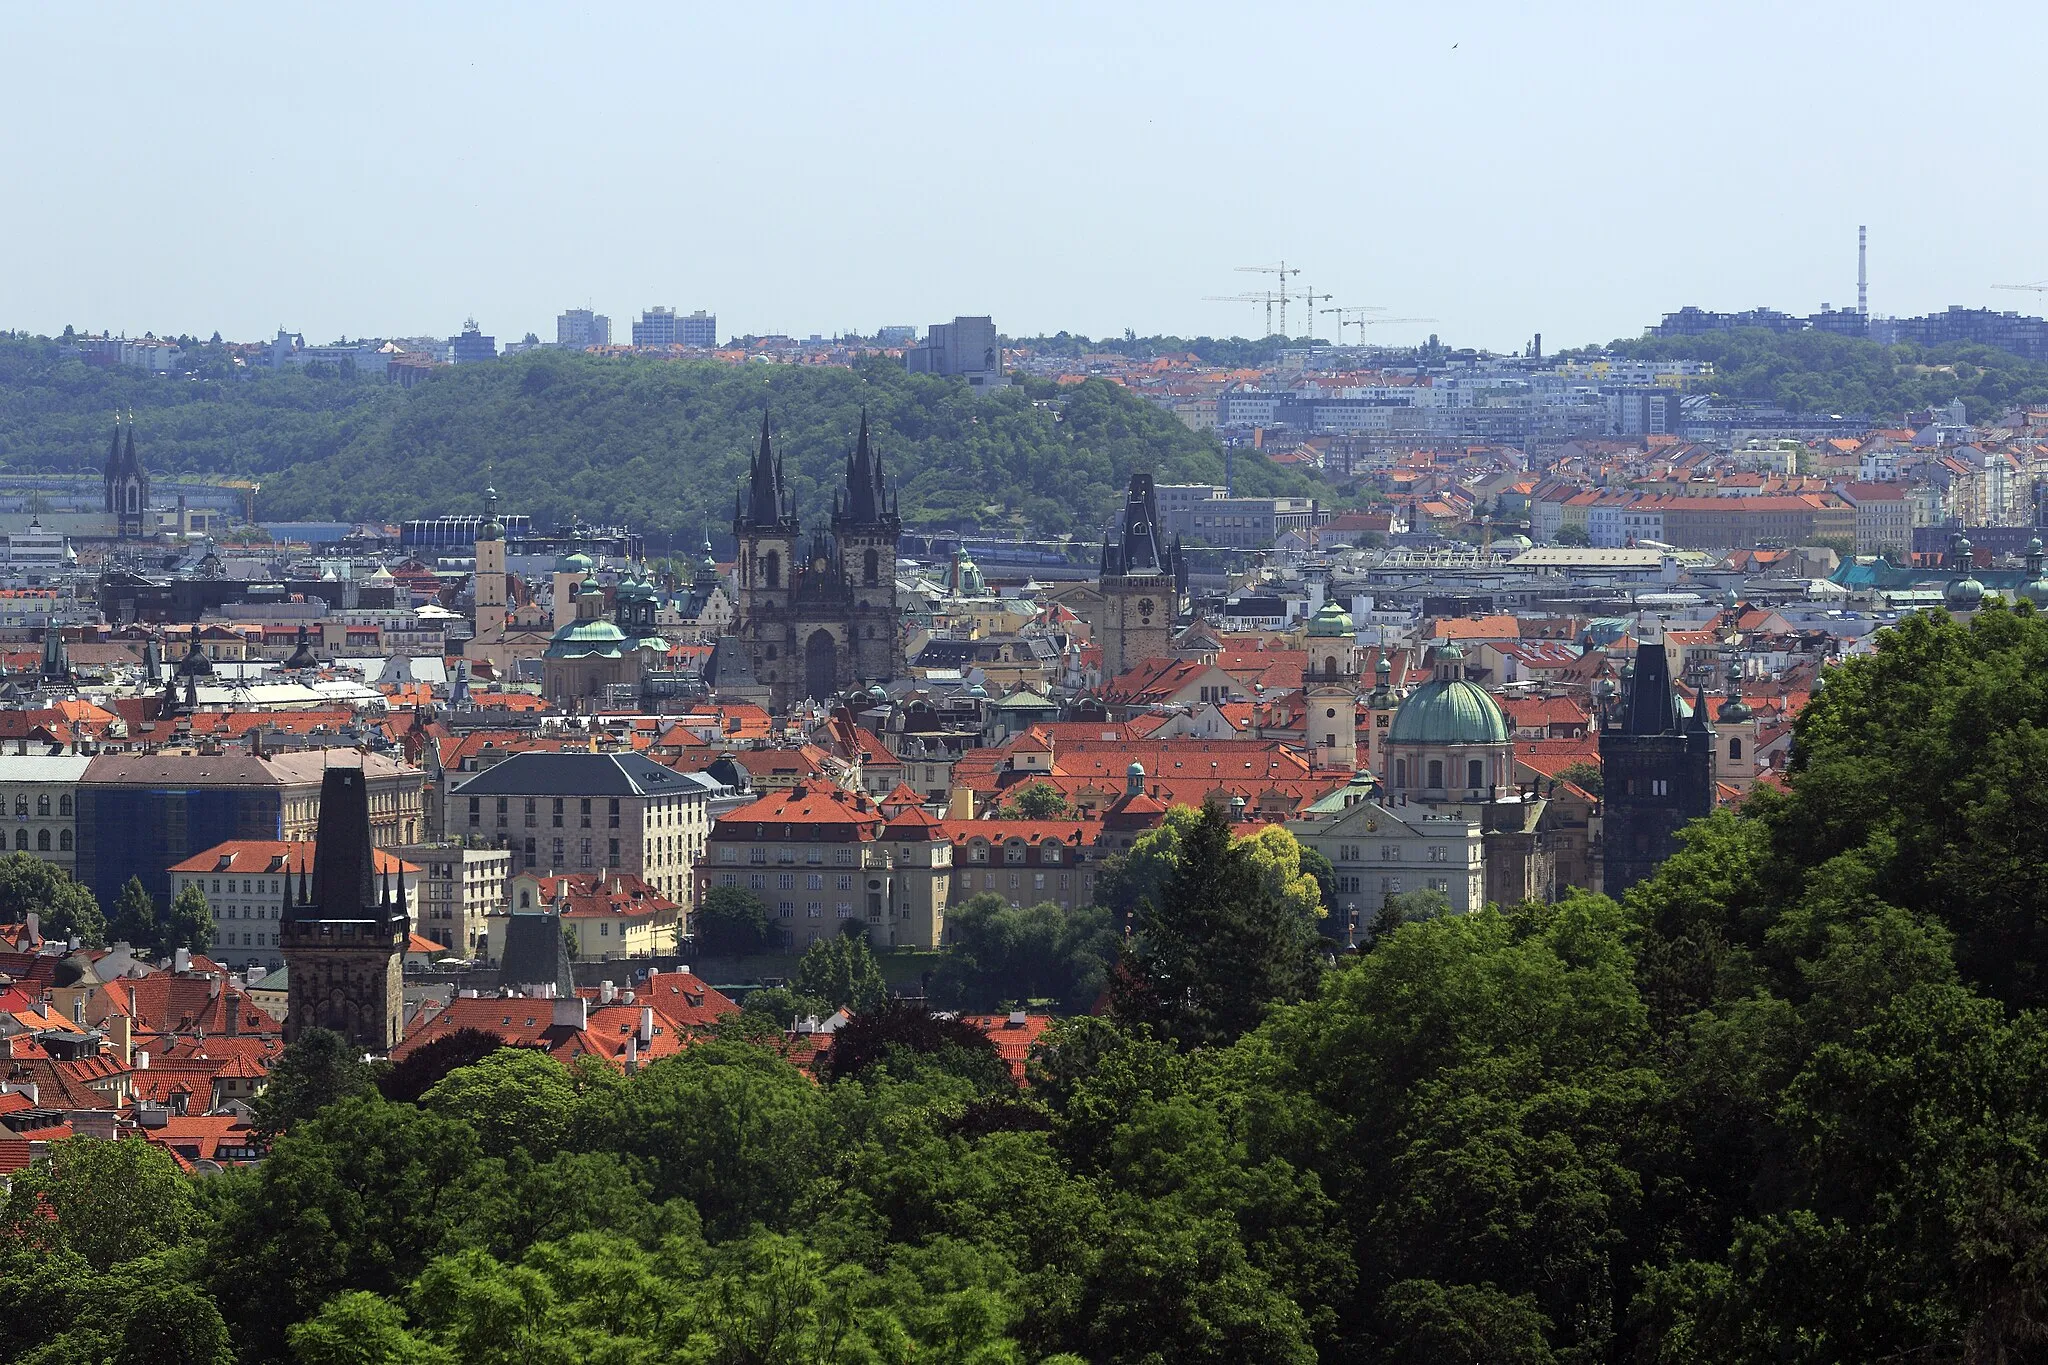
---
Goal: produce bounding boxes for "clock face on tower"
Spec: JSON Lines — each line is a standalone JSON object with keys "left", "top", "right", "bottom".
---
{"left": 1138, "top": 598, "right": 1155, "bottom": 619}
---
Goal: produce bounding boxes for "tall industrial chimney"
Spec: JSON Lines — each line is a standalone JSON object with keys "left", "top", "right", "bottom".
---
{"left": 1858, "top": 225, "right": 1868, "bottom": 317}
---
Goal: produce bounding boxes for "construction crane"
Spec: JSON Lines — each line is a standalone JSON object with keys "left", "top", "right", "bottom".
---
{"left": 1320, "top": 306, "right": 1386, "bottom": 344}
{"left": 1204, "top": 291, "right": 1285, "bottom": 335}
{"left": 1320, "top": 307, "right": 1435, "bottom": 344}
{"left": 1235, "top": 261, "right": 1302, "bottom": 335}
{"left": 1299, "top": 284, "right": 1335, "bottom": 342}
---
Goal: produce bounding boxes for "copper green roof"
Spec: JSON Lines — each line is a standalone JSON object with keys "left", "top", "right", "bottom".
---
{"left": 1305, "top": 600, "right": 1355, "bottom": 638}
{"left": 1387, "top": 678, "right": 1509, "bottom": 746}
{"left": 544, "top": 617, "right": 627, "bottom": 659}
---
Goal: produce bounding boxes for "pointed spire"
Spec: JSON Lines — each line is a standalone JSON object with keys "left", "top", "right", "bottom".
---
{"left": 740, "top": 411, "right": 789, "bottom": 529}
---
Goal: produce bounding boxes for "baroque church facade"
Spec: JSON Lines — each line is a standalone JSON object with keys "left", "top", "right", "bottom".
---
{"left": 723, "top": 412, "right": 900, "bottom": 711}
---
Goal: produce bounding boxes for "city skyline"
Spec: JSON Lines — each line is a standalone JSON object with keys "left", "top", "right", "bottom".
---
{"left": 7, "top": 5, "right": 2048, "bottom": 350}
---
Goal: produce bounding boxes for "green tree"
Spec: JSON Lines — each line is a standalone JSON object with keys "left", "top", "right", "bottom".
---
{"left": 161, "top": 883, "right": 215, "bottom": 956}
{"left": 0, "top": 851, "right": 104, "bottom": 947}
{"left": 0, "top": 1135, "right": 196, "bottom": 1271}
{"left": 110, "top": 1283, "right": 235, "bottom": 1365}
{"left": 569, "top": 1043, "right": 827, "bottom": 1238}
{"left": 931, "top": 894, "right": 1114, "bottom": 1011}
{"left": 793, "top": 929, "right": 888, "bottom": 1014}
{"left": 109, "top": 875, "right": 157, "bottom": 954}
{"left": 250, "top": 1026, "right": 378, "bottom": 1140}
{"left": 1004, "top": 782, "right": 1069, "bottom": 819}
{"left": 696, "top": 884, "right": 775, "bottom": 956}
{"left": 1112, "top": 800, "right": 1322, "bottom": 1048}
{"left": 1553, "top": 759, "right": 1603, "bottom": 797}
{"left": 817, "top": 997, "right": 1012, "bottom": 1091}
{"left": 1092, "top": 803, "right": 1203, "bottom": 923}
{"left": 421, "top": 1048, "right": 580, "bottom": 1160}
{"left": 1553, "top": 524, "right": 1593, "bottom": 547}
{"left": 288, "top": 1291, "right": 449, "bottom": 1365}
{"left": 207, "top": 1095, "right": 485, "bottom": 1360}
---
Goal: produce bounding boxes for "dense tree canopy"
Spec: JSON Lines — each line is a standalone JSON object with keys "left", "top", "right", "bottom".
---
{"left": 10, "top": 608, "right": 2048, "bottom": 1361}
{"left": 1614, "top": 327, "right": 2048, "bottom": 421}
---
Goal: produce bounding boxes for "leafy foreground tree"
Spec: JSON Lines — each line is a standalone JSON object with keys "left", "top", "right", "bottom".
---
{"left": 15, "top": 611, "right": 2048, "bottom": 1364}
{"left": 931, "top": 893, "right": 1115, "bottom": 1012}
{"left": 1112, "top": 799, "right": 1324, "bottom": 1048}
{"left": 791, "top": 924, "right": 889, "bottom": 1014}
{"left": 695, "top": 883, "right": 777, "bottom": 955}
{"left": 0, "top": 851, "right": 105, "bottom": 947}
{"left": 249, "top": 1026, "right": 378, "bottom": 1141}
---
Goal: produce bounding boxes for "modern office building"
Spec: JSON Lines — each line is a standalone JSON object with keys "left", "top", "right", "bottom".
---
{"left": 556, "top": 308, "right": 612, "bottom": 348}
{"left": 448, "top": 319, "right": 498, "bottom": 364}
{"left": 632, "top": 307, "right": 717, "bottom": 348}
{"left": 903, "top": 316, "right": 1003, "bottom": 393}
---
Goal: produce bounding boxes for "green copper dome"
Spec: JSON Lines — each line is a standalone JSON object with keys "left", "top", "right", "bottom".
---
{"left": 555, "top": 551, "right": 594, "bottom": 574}
{"left": 1305, "top": 600, "right": 1355, "bottom": 638}
{"left": 1387, "top": 677, "right": 1509, "bottom": 746}
{"left": 544, "top": 616, "right": 627, "bottom": 659}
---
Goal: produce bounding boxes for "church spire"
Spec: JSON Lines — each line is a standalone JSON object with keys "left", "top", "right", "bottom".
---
{"left": 843, "top": 407, "right": 879, "bottom": 524}
{"left": 740, "top": 411, "right": 787, "bottom": 529}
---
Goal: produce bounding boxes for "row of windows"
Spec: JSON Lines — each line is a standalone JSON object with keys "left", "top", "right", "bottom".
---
{"left": 720, "top": 845, "right": 858, "bottom": 866}
{"left": 10, "top": 829, "right": 68, "bottom": 852}
{"left": 962, "top": 840, "right": 1064, "bottom": 865}
{"left": 7, "top": 794, "right": 69, "bottom": 817}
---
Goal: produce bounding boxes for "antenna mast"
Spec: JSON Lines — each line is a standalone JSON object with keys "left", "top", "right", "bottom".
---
{"left": 1858, "top": 225, "right": 1868, "bottom": 317}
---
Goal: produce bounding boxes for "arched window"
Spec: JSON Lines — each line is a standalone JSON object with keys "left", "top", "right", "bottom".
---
{"left": 35, "top": 795, "right": 48, "bottom": 817}
{"left": 1468, "top": 759, "right": 1484, "bottom": 789}
{"left": 1324, "top": 656, "right": 1339, "bottom": 679}
{"left": 59, "top": 830, "right": 71, "bottom": 851}
{"left": 763, "top": 550, "right": 781, "bottom": 589}
{"left": 1427, "top": 759, "right": 1444, "bottom": 789}
{"left": 863, "top": 548, "right": 879, "bottom": 586}
{"left": 12, "top": 830, "right": 24, "bottom": 851}
{"left": 1729, "top": 737, "right": 1742, "bottom": 760}
{"left": 58, "top": 795, "right": 70, "bottom": 816}
{"left": 36, "top": 830, "right": 48, "bottom": 852}
{"left": 1396, "top": 759, "right": 1408, "bottom": 788}
{"left": 11, "top": 797, "right": 23, "bottom": 818}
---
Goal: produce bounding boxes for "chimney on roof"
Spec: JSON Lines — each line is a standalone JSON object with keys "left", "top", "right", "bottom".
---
{"left": 552, "top": 995, "right": 588, "bottom": 1030}
{"left": 173, "top": 947, "right": 190, "bottom": 974}
{"left": 107, "top": 1014, "right": 131, "bottom": 1067}
{"left": 638, "top": 1006, "right": 654, "bottom": 1043}
{"left": 625, "top": 1034, "right": 639, "bottom": 1073}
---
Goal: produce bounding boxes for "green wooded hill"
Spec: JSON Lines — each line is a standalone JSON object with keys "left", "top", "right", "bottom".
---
{"left": 0, "top": 337, "right": 1321, "bottom": 543}
{"left": 1610, "top": 327, "right": 2048, "bottom": 420}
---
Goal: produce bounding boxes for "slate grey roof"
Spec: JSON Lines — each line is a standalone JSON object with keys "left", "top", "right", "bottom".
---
{"left": 497, "top": 910, "right": 575, "bottom": 998}
{"left": 448, "top": 750, "right": 702, "bottom": 799}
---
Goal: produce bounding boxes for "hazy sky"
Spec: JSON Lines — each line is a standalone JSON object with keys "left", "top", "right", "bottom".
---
{"left": 6, "top": 3, "right": 2046, "bottom": 352}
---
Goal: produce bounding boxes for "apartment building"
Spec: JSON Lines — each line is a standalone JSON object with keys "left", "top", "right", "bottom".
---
{"left": 701, "top": 778, "right": 952, "bottom": 950}
{"left": 388, "top": 842, "right": 511, "bottom": 960}
{"left": 447, "top": 751, "right": 716, "bottom": 907}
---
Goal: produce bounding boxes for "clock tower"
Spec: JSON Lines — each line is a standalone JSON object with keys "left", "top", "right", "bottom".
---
{"left": 1097, "top": 473, "right": 1178, "bottom": 679}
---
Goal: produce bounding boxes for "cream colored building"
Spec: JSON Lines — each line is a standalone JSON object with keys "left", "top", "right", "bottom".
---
{"left": 701, "top": 778, "right": 952, "bottom": 950}
{"left": 0, "top": 752, "right": 91, "bottom": 875}
{"left": 390, "top": 842, "right": 511, "bottom": 960}
{"left": 448, "top": 751, "right": 712, "bottom": 907}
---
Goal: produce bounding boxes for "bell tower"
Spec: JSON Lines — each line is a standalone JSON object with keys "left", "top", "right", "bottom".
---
{"left": 1097, "top": 473, "right": 1175, "bottom": 679}
{"left": 472, "top": 485, "right": 508, "bottom": 671}
{"left": 1303, "top": 600, "right": 1359, "bottom": 769}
